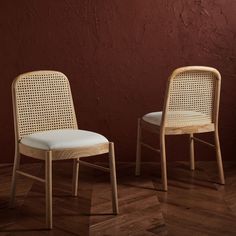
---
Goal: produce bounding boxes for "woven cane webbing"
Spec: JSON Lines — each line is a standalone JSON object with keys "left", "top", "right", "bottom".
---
{"left": 13, "top": 71, "right": 78, "bottom": 138}
{"left": 165, "top": 70, "right": 217, "bottom": 127}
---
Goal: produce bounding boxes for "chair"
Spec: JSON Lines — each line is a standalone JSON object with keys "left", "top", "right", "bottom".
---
{"left": 10, "top": 70, "right": 119, "bottom": 229}
{"left": 135, "top": 66, "right": 225, "bottom": 191}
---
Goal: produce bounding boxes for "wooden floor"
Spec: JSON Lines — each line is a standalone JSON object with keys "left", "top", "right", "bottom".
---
{"left": 0, "top": 161, "right": 236, "bottom": 235}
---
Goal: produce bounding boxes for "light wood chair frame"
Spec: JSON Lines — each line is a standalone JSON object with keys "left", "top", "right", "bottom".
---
{"left": 10, "top": 71, "right": 119, "bottom": 229}
{"left": 135, "top": 66, "right": 225, "bottom": 191}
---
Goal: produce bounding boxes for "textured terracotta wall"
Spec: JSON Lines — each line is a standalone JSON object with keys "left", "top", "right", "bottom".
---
{"left": 1, "top": 1, "right": 236, "bottom": 163}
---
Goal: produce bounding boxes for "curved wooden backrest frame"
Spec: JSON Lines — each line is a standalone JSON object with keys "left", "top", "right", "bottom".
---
{"left": 161, "top": 66, "right": 221, "bottom": 129}
{"left": 12, "top": 71, "right": 78, "bottom": 141}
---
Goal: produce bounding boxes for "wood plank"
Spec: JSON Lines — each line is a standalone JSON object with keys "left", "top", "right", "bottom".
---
{"left": 0, "top": 161, "right": 236, "bottom": 235}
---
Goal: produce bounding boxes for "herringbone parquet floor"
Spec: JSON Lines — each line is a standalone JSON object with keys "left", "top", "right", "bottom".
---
{"left": 0, "top": 161, "right": 236, "bottom": 235}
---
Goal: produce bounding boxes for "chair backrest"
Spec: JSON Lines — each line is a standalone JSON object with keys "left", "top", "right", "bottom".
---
{"left": 12, "top": 71, "right": 78, "bottom": 140}
{"left": 162, "top": 66, "right": 221, "bottom": 128}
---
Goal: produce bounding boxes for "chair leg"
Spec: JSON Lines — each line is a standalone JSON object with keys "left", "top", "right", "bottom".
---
{"left": 45, "top": 151, "right": 53, "bottom": 229}
{"left": 160, "top": 132, "right": 168, "bottom": 191}
{"left": 72, "top": 159, "right": 79, "bottom": 196}
{"left": 214, "top": 130, "right": 225, "bottom": 184}
{"left": 190, "top": 133, "right": 195, "bottom": 170}
{"left": 9, "top": 146, "right": 20, "bottom": 208}
{"left": 109, "top": 142, "right": 119, "bottom": 214}
{"left": 135, "top": 118, "right": 142, "bottom": 176}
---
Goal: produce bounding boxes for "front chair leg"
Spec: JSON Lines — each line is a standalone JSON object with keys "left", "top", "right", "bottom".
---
{"left": 214, "top": 130, "right": 225, "bottom": 185}
{"left": 109, "top": 142, "right": 119, "bottom": 214}
{"left": 160, "top": 132, "right": 168, "bottom": 191}
{"left": 72, "top": 159, "right": 79, "bottom": 196}
{"left": 9, "top": 146, "right": 21, "bottom": 208}
{"left": 45, "top": 151, "right": 53, "bottom": 229}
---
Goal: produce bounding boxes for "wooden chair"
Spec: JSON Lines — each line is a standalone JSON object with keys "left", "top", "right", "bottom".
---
{"left": 135, "top": 66, "right": 225, "bottom": 191}
{"left": 10, "top": 71, "right": 119, "bottom": 229}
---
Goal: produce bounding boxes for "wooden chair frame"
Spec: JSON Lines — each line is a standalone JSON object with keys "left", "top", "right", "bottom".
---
{"left": 10, "top": 71, "right": 118, "bottom": 229}
{"left": 135, "top": 66, "right": 225, "bottom": 191}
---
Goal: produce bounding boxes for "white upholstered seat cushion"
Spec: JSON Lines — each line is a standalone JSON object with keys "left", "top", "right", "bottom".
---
{"left": 142, "top": 112, "right": 162, "bottom": 126}
{"left": 20, "top": 129, "right": 109, "bottom": 150}
{"left": 142, "top": 111, "right": 211, "bottom": 127}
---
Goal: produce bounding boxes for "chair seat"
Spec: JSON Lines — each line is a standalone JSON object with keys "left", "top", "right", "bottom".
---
{"left": 142, "top": 111, "right": 211, "bottom": 127}
{"left": 20, "top": 129, "right": 109, "bottom": 150}
{"left": 142, "top": 112, "right": 162, "bottom": 126}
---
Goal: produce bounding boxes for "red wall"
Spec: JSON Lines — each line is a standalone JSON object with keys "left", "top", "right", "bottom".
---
{"left": 1, "top": 1, "right": 236, "bottom": 163}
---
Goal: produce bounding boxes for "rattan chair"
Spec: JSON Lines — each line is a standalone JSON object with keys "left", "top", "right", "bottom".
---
{"left": 135, "top": 66, "right": 225, "bottom": 191}
{"left": 10, "top": 71, "right": 119, "bottom": 229}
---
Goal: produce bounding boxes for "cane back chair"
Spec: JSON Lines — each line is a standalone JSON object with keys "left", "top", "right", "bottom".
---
{"left": 10, "top": 71, "right": 119, "bottom": 229}
{"left": 135, "top": 66, "right": 225, "bottom": 191}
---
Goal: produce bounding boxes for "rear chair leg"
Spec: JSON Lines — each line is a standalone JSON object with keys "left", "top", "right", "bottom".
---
{"left": 72, "top": 159, "right": 79, "bottom": 196}
{"left": 190, "top": 133, "right": 195, "bottom": 170}
{"left": 135, "top": 118, "right": 142, "bottom": 176}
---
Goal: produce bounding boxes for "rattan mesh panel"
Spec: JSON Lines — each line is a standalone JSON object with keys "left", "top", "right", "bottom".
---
{"left": 166, "top": 71, "right": 216, "bottom": 127}
{"left": 14, "top": 71, "right": 77, "bottom": 138}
